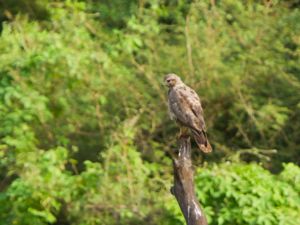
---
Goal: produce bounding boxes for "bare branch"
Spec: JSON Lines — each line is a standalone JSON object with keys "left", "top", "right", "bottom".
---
{"left": 171, "top": 137, "right": 208, "bottom": 225}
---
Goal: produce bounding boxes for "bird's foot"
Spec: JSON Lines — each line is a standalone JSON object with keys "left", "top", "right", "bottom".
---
{"left": 177, "top": 131, "right": 189, "bottom": 139}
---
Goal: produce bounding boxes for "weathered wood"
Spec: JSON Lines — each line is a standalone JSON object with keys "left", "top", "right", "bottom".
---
{"left": 171, "top": 136, "right": 208, "bottom": 225}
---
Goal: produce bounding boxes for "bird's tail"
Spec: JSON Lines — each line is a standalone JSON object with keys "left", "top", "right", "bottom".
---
{"left": 191, "top": 129, "right": 212, "bottom": 153}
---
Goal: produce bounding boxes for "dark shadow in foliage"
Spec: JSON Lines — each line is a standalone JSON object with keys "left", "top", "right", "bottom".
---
{"left": 86, "top": 0, "right": 138, "bottom": 29}
{"left": 0, "top": 0, "right": 50, "bottom": 32}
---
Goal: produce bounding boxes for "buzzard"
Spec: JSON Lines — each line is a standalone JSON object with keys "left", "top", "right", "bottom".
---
{"left": 164, "top": 73, "right": 212, "bottom": 153}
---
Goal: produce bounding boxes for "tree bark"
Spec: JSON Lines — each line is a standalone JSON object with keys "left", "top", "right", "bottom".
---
{"left": 171, "top": 136, "right": 208, "bottom": 225}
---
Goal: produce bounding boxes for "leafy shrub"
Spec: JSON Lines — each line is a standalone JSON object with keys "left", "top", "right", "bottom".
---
{"left": 195, "top": 163, "right": 300, "bottom": 225}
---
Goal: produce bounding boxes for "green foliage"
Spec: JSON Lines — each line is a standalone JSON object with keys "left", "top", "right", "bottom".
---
{"left": 280, "top": 163, "right": 300, "bottom": 194}
{"left": 194, "top": 163, "right": 300, "bottom": 225}
{"left": 0, "top": 0, "right": 300, "bottom": 224}
{"left": 68, "top": 120, "right": 171, "bottom": 225}
{"left": 0, "top": 147, "right": 72, "bottom": 225}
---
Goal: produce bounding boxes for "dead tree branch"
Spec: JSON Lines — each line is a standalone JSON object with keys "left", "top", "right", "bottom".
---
{"left": 171, "top": 136, "right": 208, "bottom": 225}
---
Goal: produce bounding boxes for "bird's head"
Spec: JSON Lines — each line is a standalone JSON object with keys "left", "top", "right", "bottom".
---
{"left": 164, "top": 73, "right": 182, "bottom": 88}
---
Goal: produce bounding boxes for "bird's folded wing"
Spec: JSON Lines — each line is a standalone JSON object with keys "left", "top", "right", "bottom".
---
{"left": 177, "top": 86, "right": 207, "bottom": 131}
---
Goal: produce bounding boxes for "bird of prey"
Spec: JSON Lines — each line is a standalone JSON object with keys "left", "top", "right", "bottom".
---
{"left": 164, "top": 73, "right": 212, "bottom": 153}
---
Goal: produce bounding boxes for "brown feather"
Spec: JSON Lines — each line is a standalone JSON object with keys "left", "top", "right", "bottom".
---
{"left": 191, "top": 129, "right": 212, "bottom": 153}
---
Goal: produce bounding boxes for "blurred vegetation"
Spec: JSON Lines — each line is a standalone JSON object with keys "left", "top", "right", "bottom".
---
{"left": 0, "top": 0, "right": 299, "bottom": 224}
